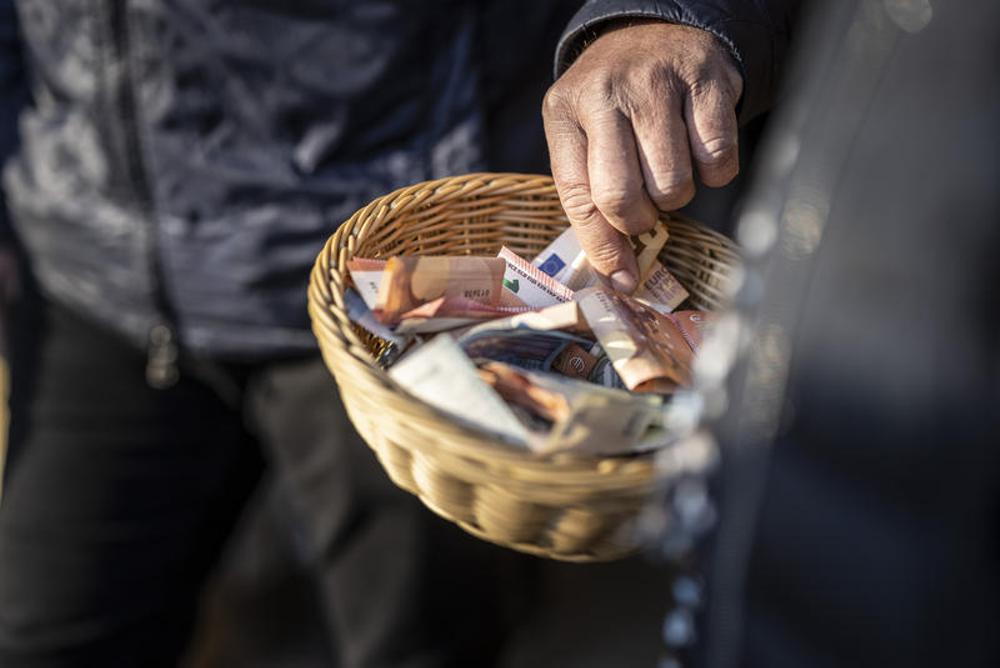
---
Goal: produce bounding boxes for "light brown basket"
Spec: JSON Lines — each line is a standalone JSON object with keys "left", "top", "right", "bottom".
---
{"left": 308, "top": 173, "right": 738, "bottom": 562}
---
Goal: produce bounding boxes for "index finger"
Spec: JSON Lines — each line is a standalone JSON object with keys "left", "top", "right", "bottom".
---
{"left": 544, "top": 113, "right": 640, "bottom": 292}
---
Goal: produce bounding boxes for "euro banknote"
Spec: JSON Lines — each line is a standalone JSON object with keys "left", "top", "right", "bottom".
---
{"left": 388, "top": 334, "right": 531, "bottom": 446}
{"left": 477, "top": 361, "right": 665, "bottom": 455}
{"left": 374, "top": 256, "right": 507, "bottom": 324}
{"left": 577, "top": 287, "right": 699, "bottom": 393}
{"left": 498, "top": 246, "right": 575, "bottom": 308}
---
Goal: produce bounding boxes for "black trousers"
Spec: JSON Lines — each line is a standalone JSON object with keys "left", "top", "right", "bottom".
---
{"left": 0, "top": 296, "right": 516, "bottom": 667}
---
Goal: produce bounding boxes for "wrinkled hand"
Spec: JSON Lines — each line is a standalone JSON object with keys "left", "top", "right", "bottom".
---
{"left": 543, "top": 21, "right": 743, "bottom": 292}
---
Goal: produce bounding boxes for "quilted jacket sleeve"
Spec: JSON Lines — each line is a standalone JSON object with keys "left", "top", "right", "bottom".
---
{"left": 0, "top": 0, "right": 29, "bottom": 245}
{"left": 556, "top": 0, "right": 803, "bottom": 123}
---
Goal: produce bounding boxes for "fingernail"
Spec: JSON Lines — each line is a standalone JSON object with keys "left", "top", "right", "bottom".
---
{"left": 610, "top": 270, "right": 637, "bottom": 294}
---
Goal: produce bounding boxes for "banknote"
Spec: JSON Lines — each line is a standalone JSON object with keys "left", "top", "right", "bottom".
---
{"left": 542, "top": 341, "right": 631, "bottom": 390}
{"left": 577, "top": 287, "right": 698, "bottom": 393}
{"left": 451, "top": 301, "right": 588, "bottom": 338}
{"left": 633, "top": 261, "right": 689, "bottom": 313}
{"left": 388, "top": 335, "right": 531, "bottom": 446}
{"left": 344, "top": 288, "right": 412, "bottom": 349}
{"left": 632, "top": 221, "right": 670, "bottom": 282}
{"left": 348, "top": 256, "right": 529, "bottom": 313}
{"left": 457, "top": 327, "right": 593, "bottom": 373}
{"left": 544, "top": 392, "right": 665, "bottom": 455}
{"left": 498, "top": 246, "right": 575, "bottom": 308}
{"left": 533, "top": 218, "right": 670, "bottom": 287}
{"left": 667, "top": 310, "right": 712, "bottom": 351}
{"left": 392, "top": 296, "right": 538, "bottom": 334}
{"left": 346, "top": 257, "right": 387, "bottom": 309}
{"left": 586, "top": 350, "right": 629, "bottom": 391}
{"left": 374, "top": 256, "right": 507, "bottom": 324}
{"left": 550, "top": 342, "right": 599, "bottom": 380}
{"left": 393, "top": 315, "right": 481, "bottom": 334}
{"left": 477, "top": 362, "right": 665, "bottom": 455}
{"left": 476, "top": 362, "right": 571, "bottom": 424}
{"left": 532, "top": 225, "right": 594, "bottom": 290}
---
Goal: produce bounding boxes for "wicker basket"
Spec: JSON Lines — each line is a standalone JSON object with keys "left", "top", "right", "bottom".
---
{"left": 308, "top": 173, "right": 739, "bottom": 562}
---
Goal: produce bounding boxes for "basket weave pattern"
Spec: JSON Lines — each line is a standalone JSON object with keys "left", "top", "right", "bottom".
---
{"left": 308, "top": 173, "right": 738, "bottom": 561}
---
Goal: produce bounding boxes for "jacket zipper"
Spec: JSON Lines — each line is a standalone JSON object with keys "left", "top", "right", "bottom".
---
{"left": 108, "top": 0, "right": 179, "bottom": 388}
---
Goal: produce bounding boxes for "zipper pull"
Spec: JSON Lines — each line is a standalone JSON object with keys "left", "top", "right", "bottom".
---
{"left": 146, "top": 323, "right": 179, "bottom": 389}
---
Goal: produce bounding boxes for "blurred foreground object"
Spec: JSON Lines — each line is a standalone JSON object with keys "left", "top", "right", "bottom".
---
{"left": 694, "top": 1, "right": 1000, "bottom": 667}
{"left": 0, "top": 358, "right": 6, "bottom": 499}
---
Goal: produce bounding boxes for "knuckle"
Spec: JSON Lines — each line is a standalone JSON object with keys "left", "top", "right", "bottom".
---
{"left": 697, "top": 137, "right": 737, "bottom": 167}
{"left": 541, "top": 88, "right": 561, "bottom": 118}
{"left": 649, "top": 171, "right": 693, "bottom": 196}
{"left": 585, "top": 239, "right": 626, "bottom": 270}
{"left": 619, "top": 214, "right": 656, "bottom": 236}
{"left": 648, "top": 175, "right": 695, "bottom": 210}
{"left": 542, "top": 79, "right": 573, "bottom": 119}
{"left": 689, "top": 69, "right": 741, "bottom": 108}
{"left": 559, "top": 183, "right": 600, "bottom": 222}
{"left": 685, "top": 77, "right": 715, "bottom": 104}
{"left": 633, "top": 66, "right": 661, "bottom": 96}
{"left": 635, "top": 65, "right": 676, "bottom": 100}
{"left": 579, "top": 78, "right": 618, "bottom": 115}
{"left": 725, "top": 67, "right": 745, "bottom": 99}
{"left": 547, "top": 76, "right": 620, "bottom": 123}
{"left": 629, "top": 67, "right": 684, "bottom": 113}
{"left": 591, "top": 186, "right": 636, "bottom": 221}
{"left": 691, "top": 61, "right": 717, "bottom": 85}
{"left": 680, "top": 58, "right": 719, "bottom": 90}
{"left": 709, "top": 57, "right": 744, "bottom": 99}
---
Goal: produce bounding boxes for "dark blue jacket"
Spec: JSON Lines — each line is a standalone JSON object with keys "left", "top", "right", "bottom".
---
{"left": 0, "top": 0, "right": 795, "bottom": 359}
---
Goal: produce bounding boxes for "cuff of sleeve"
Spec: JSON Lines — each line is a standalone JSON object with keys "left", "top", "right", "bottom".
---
{"left": 554, "top": 1, "right": 778, "bottom": 124}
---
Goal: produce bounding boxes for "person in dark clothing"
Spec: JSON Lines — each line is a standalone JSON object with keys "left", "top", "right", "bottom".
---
{"left": 0, "top": 0, "right": 798, "bottom": 665}
{"left": 681, "top": 2, "right": 1000, "bottom": 667}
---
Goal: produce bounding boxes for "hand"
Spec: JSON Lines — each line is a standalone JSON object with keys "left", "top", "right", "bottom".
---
{"left": 543, "top": 21, "right": 743, "bottom": 292}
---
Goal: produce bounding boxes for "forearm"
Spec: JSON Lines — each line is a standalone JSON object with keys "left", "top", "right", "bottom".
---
{"left": 557, "top": 0, "right": 803, "bottom": 122}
